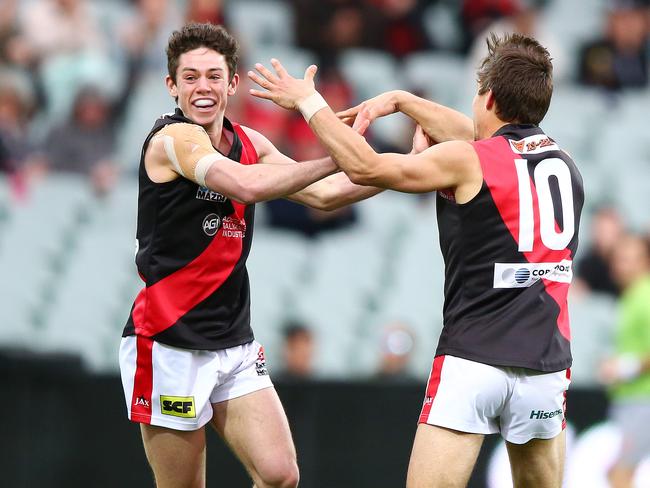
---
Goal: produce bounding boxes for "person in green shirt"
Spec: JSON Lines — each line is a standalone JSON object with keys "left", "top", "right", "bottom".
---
{"left": 599, "top": 233, "right": 650, "bottom": 488}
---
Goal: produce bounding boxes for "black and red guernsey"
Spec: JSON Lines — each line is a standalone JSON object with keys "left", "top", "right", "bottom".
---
{"left": 123, "top": 108, "right": 257, "bottom": 350}
{"left": 435, "top": 124, "right": 584, "bottom": 372}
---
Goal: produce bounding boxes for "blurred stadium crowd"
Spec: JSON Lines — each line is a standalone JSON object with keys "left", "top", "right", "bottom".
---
{"left": 1, "top": 0, "right": 650, "bottom": 390}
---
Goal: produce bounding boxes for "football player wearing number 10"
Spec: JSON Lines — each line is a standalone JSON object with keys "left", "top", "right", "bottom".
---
{"left": 249, "top": 33, "right": 583, "bottom": 487}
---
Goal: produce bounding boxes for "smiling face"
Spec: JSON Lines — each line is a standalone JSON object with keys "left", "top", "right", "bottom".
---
{"left": 166, "top": 47, "right": 239, "bottom": 129}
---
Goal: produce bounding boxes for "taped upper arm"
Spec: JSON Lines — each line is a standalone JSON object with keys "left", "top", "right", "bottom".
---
{"left": 153, "top": 123, "right": 227, "bottom": 185}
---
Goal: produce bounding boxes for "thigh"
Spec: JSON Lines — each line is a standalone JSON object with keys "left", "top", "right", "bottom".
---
{"left": 500, "top": 369, "right": 570, "bottom": 445}
{"left": 407, "top": 423, "right": 484, "bottom": 488}
{"left": 119, "top": 336, "right": 218, "bottom": 430}
{"left": 140, "top": 423, "right": 207, "bottom": 488}
{"left": 419, "top": 355, "right": 509, "bottom": 435}
{"left": 211, "top": 387, "right": 297, "bottom": 484}
{"left": 506, "top": 430, "right": 566, "bottom": 488}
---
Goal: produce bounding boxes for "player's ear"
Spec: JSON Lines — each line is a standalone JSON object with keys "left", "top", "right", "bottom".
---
{"left": 485, "top": 90, "right": 496, "bottom": 111}
{"left": 166, "top": 75, "right": 178, "bottom": 98}
{"left": 228, "top": 73, "right": 239, "bottom": 96}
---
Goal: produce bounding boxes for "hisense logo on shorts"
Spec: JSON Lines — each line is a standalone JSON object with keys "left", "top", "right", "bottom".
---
{"left": 529, "top": 409, "right": 563, "bottom": 420}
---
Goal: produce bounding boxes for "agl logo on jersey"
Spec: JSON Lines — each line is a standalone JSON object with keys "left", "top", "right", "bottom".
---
{"left": 203, "top": 213, "right": 221, "bottom": 236}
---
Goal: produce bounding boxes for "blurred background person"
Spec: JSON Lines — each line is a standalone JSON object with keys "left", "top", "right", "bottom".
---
{"left": 599, "top": 233, "right": 650, "bottom": 488}
{"left": 374, "top": 320, "right": 417, "bottom": 382}
{"left": 0, "top": 70, "right": 46, "bottom": 198}
{"left": 578, "top": 0, "right": 650, "bottom": 91}
{"left": 275, "top": 321, "right": 316, "bottom": 380}
{"left": 42, "top": 83, "right": 132, "bottom": 197}
{"left": 574, "top": 206, "right": 625, "bottom": 297}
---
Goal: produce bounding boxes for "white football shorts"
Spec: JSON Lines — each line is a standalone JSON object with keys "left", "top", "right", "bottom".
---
{"left": 418, "top": 355, "right": 571, "bottom": 444}
{"left": 119, "top": 335, "right": 273, "bottom": 431}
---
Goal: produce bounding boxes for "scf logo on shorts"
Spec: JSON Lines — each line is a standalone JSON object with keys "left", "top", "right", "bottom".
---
{"left": 160, "top": 395, "right": 196, "bottom": 418}
{"left": 202, "top": 213, "right": 221, "bottom": 236}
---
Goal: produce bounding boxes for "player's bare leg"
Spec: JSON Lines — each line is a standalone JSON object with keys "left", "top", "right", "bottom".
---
{"left": 608, "top": 463, "right": 635, "bottom": 488}
{"left": 140, "top": 424, "right": 207, "bottom": 488}
{"left": 406, "top": 424, "right": 484, "bottom": 488}
{"left": 211, "top": 387, "right": 299, "bottom": 488}
{"left": 506, "top": 430, "right": 566, "bottom": 488}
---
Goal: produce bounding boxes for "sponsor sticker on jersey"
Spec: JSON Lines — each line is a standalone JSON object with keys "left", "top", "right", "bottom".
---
{"left": 493, "top": 260, "right": 573, "bottom": 288}
{"left": 160, "top": 395, "right": 196, "bottom": 418}
{"left": 509, "top": 134, "right": 559, "bottom": 155}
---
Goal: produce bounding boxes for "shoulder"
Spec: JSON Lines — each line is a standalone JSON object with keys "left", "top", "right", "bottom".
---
{"left": 430, "top": 140, "right": 480, "bottom": 167}
{"left": 158, "top": 122, "right": 209, "bottom": 140}
{"left": 238, "top": 125, "right": 278, "bottom": 158}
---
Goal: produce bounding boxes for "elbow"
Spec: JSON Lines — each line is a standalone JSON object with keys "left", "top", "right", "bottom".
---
{"left": 317, "top": 197, "right": 342, "bottom": 212}
{"left": 347, "top": 169, "right": 378, "bottom": 187}
{"left": 342, "top": 150, "right": 381, "bottom": 186}
{"left": 232, "top": 184, "right": 260, "bottom": 205}
{"left": 205, "top": 172, "right": 259, "bottom": 205}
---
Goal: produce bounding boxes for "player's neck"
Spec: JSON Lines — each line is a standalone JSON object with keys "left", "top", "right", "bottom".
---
{"left": 203, "top": 117, "right": 232, "bottom": 154}
{"left": 481, "top": 118, "right": 510, "bottom": 139}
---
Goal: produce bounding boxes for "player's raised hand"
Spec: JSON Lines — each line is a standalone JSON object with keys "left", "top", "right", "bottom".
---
{"left": 410, "top": 124, "right": 434, "bottom": 155}
{"left": 336, "top": 90, "right": 401, "bottom": 128}
{"left": 248, "top": 59, "right": 318, "bottom": 111}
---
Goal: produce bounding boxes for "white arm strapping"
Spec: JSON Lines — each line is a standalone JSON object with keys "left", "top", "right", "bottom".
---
{"left": 162, "top": 135, "right": 185, "bottom": 177}
{"left": 195, "top": 153, "right": 226, "bottom": 188}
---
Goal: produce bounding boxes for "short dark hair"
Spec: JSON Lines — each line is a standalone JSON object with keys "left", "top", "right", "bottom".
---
{"left": 166, "top": 22, "right": 239, "bottom": 83}
{"left": 477, "top": 33, "right": 553, "bottom": 125}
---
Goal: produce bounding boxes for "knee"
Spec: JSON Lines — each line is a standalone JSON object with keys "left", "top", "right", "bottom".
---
{"left": 256, "top": 459, "right": 299, "bottom": 488}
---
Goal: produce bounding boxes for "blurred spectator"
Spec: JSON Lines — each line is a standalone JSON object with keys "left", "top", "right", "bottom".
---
{"left": 0, "top": 0, "right": 38, "bottom": 69}
{"left": 20, "top": 0, "right": 106, "bottom": 57}
{"left": 575, "top": 206, "right": 624, "bottom": 297}
{"left": 466, "top": 0, "right": 568, "bottom": 84}
{"left": 292, "top": 0, "right": 382, "bottom": 68}
{"left": 0, "top": 70, "right": 46, "bottom": 195}
{"left": 578, "top": 0, "right": 650, "bottom": 91}
{"left": 275, "top": 321, "right": 315, "bottom": 380}
{"left": 118, "top": 0, "right": 182, "bottom": 73}
{"left": 43, "top": 86, "right": 120, "bottom": 196}
{"left": 375, "top": 320, "right": 417, "bottom": 381}
{"left": 370, "top": 0, "right": 432, "bottom": 57}
{"left": 599, "top": 233, "right": 650, "bottom": 488}
{"left": 460, "top": 0, "right": 520, "bottom": 53}
{"left": 185, "top": 0, "right": 224, "bottom": 24}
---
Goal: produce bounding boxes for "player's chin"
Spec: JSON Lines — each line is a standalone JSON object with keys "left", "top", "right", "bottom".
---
{"left": 188, "top": 107, "right": 219, "bottom": 125}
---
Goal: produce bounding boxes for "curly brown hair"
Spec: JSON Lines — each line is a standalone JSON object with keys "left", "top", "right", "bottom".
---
{"left": 166, "top": 22, "right": 239, "bottom": 83}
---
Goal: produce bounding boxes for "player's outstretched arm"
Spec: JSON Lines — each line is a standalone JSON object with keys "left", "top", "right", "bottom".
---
{"left": 248, "top": 59, "right": 479, "bottom": 194}
{"left": 337, "top": 90, "right": 474, "bottom": 143}
{"left": 240, "top": 125, "right": 384, "bottom": 211}
{"left": 146, "top": 122, "right": 337, "bottom": 205}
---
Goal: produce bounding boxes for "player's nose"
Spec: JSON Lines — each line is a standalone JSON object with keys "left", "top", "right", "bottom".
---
{"left": 196, "top": 75, "right": 210, "bottom": 91}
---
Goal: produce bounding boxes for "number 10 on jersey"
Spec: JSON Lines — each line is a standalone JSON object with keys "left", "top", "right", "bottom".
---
{"left": 515, "top": 158, "right": 575, "bottom": 252}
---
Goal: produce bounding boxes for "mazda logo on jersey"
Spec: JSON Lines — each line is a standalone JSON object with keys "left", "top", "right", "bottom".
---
{"left": 202, "top": 213, "right": 221, "bottom": 236}
{"left": 160, "top": 395, "right": 196, "bottom": 418}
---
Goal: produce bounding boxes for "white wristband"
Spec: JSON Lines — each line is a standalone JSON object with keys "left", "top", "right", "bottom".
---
{"left": 298, "top": 92, "right": 328, "bottom": 123}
